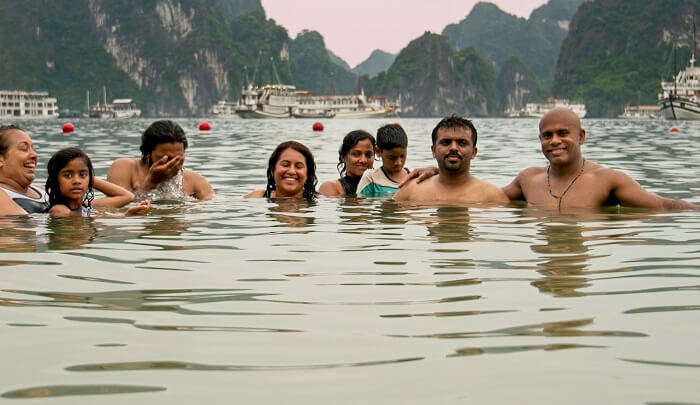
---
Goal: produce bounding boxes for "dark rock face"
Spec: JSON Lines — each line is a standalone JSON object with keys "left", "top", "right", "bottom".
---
{"left": 497, "top": 56, "right": 546, "bottom": 114}
{"left": 553, "top": 0, "right": 699, "bottom": 117}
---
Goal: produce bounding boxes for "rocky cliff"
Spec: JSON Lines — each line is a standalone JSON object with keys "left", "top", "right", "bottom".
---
{"left": 553, "top": 0, "right": 699, "bottom": 117}
{"left": 496, "top": 56, "right": 546, "bottom": 113}
{"left": 0, "top": 0, "right": 356, "bottom": 116}
{"left": 443, "top": 0, "right": 585, "bottom": 89}
{"left": 361, "top": 33, "right": 497, "bottom": 117}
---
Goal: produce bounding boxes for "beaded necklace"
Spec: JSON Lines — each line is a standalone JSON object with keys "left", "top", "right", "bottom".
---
{"left": 547, "top": 158, "right": 586, "bottom": 211}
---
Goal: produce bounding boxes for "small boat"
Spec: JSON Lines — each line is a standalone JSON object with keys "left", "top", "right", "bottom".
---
{"left": 295, "top": 89, "right": 396, "bottom": 119}
{"left": 88, "top": 88, "right": 141, "bottom": 119}
{"left": 619, "top": 105, "right": 661, "bottom": 119}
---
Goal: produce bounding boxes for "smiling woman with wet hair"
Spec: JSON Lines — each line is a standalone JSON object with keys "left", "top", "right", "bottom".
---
{"left": 246, "top": 140, "right": 317, "bottom": 199}
{"left": 318, "top": 129, "right": 376, "bottom": 197}
{"left": 0, "top": 124, "right": 50, "bottom": 215}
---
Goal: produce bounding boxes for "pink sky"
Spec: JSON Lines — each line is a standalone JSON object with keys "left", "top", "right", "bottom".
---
{"left": 261, "top": 0, "right": 549, "bottom": 67}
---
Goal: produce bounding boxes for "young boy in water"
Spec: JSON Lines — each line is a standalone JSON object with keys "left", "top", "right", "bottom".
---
{"left": 357, "top": 123, "right": 410, "bottom": 197}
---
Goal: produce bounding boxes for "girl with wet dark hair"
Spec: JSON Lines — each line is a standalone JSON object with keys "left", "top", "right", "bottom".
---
{"left": 246, "top": 141, "right": 317, "bottom": 199}
{"left": 318, "top": 130, "right": 376, "bottom": 196}
{"left": 45, "top": 147, "right": 150, "bottom": 217}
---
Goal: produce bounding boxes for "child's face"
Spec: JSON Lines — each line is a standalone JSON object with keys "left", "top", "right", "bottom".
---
{"left": 378, "top": 147, "right": 407, "bottom": 176}
{"left": 58, "top": 158, "right": 90, "bottom": 207}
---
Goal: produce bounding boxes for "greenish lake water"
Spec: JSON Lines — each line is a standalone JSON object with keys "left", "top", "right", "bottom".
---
{"left": 1, "top": 118, "right": 699, "bottom": 403}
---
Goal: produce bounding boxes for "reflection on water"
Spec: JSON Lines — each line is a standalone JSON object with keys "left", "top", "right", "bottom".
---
{"left": 1, "top": 118, "right": 699, "bottom": 402}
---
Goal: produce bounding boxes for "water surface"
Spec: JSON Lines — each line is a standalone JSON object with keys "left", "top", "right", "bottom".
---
{"left": 1, "top": 118, "right": 699, "bottom": 403}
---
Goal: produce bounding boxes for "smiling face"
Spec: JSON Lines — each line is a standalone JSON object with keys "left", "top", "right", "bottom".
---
{"left": 539, "top": 108, "right": 586, "bottom": 166}
{"left": 342, "top": 138, "right": 374, "bottom": 178}
{"left": 57, "top": 158, "right": 90, "bottom": 209}
{"left": 431, "top": 127, "right": 477, "bottom": 174}
{"left": 273, "top": 148, "right": 308, "bottom": 198}
{"left": 0, "top": 129, "right": 38, "bottom": 190}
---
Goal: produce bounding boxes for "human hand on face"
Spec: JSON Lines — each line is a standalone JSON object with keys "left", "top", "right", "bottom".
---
{"left": 144, "top": 155, "right": 184, "bottom": 187}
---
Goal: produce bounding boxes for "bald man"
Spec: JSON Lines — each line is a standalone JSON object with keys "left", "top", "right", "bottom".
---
{"left": 405, "top": 108, "right": 698, "bottom": 210}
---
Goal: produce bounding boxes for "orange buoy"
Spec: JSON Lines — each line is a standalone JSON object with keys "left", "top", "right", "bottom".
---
{"left": 62, "top": 122, "right": 74, "bottom": 133}
{"left": 670, "top": 126, "right": 680, "bottom": 133}
{"left": 312, "top": 122, "right": 324, "bottom": 132}
{"left": 199, "top": 121, "right": 211, "bottom": 131}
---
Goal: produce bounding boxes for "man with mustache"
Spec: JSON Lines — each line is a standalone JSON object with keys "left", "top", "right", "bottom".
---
{"left": 394, "top": 116, "right": 508, "bottom": 204}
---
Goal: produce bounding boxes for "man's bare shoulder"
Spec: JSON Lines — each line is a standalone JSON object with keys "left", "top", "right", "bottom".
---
{"left": 517, "top": 165, "right": 546, "bottom": 179}
{"left": 469, "top": 178, "right": 510, "bottom": 204}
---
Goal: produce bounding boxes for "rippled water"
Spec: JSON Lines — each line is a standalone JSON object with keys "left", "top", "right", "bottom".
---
{"left": 1, "top": 118, "right": 699, "bottom": 403}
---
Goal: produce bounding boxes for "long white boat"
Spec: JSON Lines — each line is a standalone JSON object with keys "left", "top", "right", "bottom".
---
{"left": 234, "top": 84, "right": 297, "bottom": 119}
{"left": 522, "top": 98, "right": 587, "bottom": 118}
{"left": 222, "top": 84, "right": 399, "bottom": 119}
{"left": 0, "top": 90, "right": 58, "bottom": 119}
{"left": 295, "top": 90, "right": 397, "bottom": 119}
{"left": 658, "top": 50, "right": 700, "bottom": 120}
{"left": 619, "top": 105, "right": 661, "bottom": 119}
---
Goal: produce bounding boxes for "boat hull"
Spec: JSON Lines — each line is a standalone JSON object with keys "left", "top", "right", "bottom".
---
{"left": 236, "top": 109, "right": 291, "bottom": 119}
{"left": 658, "top": 98, "right": 700, "bottom": 120}
{"left": 334, "top": 109, "right": 388, "bottom": 119}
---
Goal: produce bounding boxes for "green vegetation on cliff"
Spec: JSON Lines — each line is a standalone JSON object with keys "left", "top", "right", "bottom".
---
{"left": 360, "top": 33, "right": 497, "bottom": 117}
{"left": 289, "top": 30, "right": 357, "bottom": 95}
{"left": 553, "top": 0, "right": 699, "bottom": 117}
{"left": 443, "top": 0, "right": 585, "bottom": 89}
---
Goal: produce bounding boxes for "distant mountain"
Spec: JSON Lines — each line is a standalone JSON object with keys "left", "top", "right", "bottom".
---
{"left": 442, "top": 0, "right": 586, "bottom": 89}
{"left": 553, "top": 0, "right": 699, "bottom": 117}
{"left": 327, "top": 50, "right": 352, "bottom": 71}
{"left": 352, "top": 50, "right": 396, "bottom": 78}
{"left": 289, "top": 30, "right": 357, "bottom": 95}
{"left": 361, "top": 33, "right": 497, "bottom": 117}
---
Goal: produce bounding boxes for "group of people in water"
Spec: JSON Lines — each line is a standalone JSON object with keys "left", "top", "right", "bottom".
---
{"left": 0, "top": 107, "right": 697, "bottom": 218}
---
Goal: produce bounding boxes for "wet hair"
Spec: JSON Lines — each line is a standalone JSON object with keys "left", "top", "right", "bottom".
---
{"left": 337, "top": 130, "right": 376, "bottom": 176}
{"left": 45, "top": 147, "right": 95, "bottom": 209}
{"left": 376, "top": 124, "right": 408, "bottom": 150}
{"left": 0, "top": 124, "right": 23, "bottom": 157}
{"left": 140, "top": 120, "right": 188, "bottom": 165}
{"left": 266, "top": 141, "right": 317, "bottom": 200}
{"left": 431, "top": 115, "right": 478, "bottom": 146}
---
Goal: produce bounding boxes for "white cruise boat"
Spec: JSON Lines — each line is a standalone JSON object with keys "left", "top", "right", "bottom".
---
{"left": 294, "top": 89, "right": 398, "bottom": 119}
{"left": 234, "top": 84, "right": 297, "bottom": 119}
{"left": 658, "top": 50, "right": 700, "bottom": 120}
{"left": 0, "top": 90, "right": 58, "bottom": 118}
{"left": 619, "top": 105, "right": 661, "bottom": 119}
{"left": 523, "top": 98, "right": 587, "bottom": 118}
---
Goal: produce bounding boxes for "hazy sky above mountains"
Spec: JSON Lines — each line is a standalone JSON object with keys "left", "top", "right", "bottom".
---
{"left": 262, "top": 0, "right": 548, "bottom": 67}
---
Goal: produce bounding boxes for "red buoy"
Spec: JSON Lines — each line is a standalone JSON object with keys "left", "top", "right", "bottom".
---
{"left": 199, "top": 121, "right": 211, "bottom": 131}
{"left": 394, "top": 122, "right": 401, "bottom": 127}
{"left": 62, "top": 122, "right": 75, "bottom": 133}
{"left": 670, "top": 126, "right": 680, "bottom": 133}
{"left": 312, "top": 122, "right": 324, "bottom": 132}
